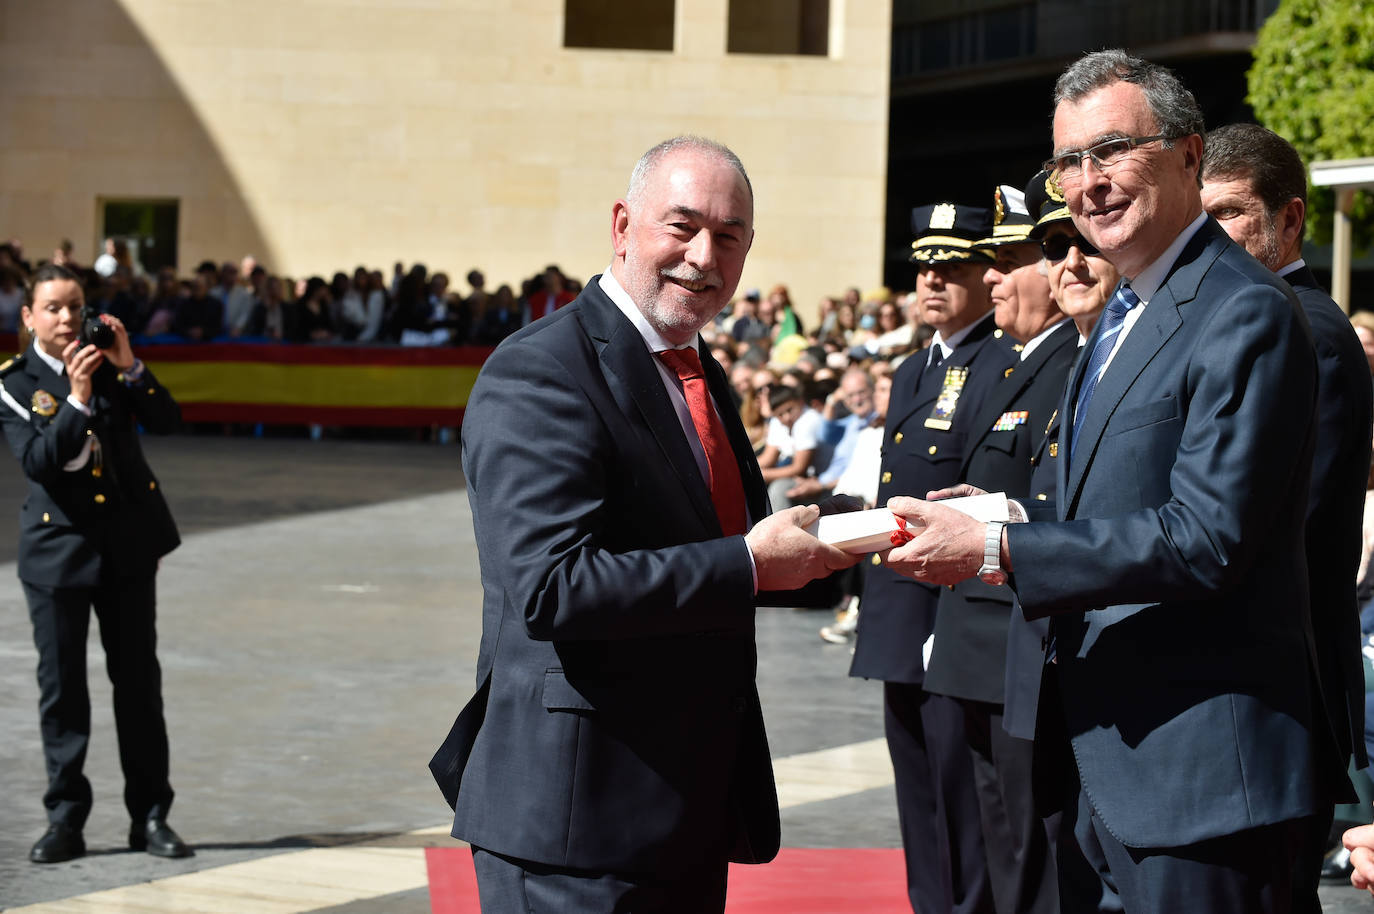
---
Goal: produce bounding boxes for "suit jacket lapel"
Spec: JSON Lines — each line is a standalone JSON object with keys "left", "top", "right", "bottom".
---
{"left": 885, "top": 352, "right": 939, "bottom": 433}
{"left": 889, "top": 311, "right": 999, "bottom": 432}
{"left": 1062, "top": 222, "right": 1224, "bottom": 512}
{"left": 1285, "top": 264, "right": 1320, "bottom": 295}
{"left": 962, "top": 355, "right": 1025, "bottom": 462}
{"left": 27, "top": 348, "right": 70, "bottom": 402}
{"left": 962, "top": 321, "right": 1076, "bottom": 475}
{"left": 580, "top": 281, "right": 725, "bottom": 535}
{"left": 1055, "top": 334, "right": 1089, "bottom": 516}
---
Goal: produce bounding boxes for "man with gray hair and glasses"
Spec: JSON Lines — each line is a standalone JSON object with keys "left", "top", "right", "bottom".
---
{"left": 883, "top": 50, "right": 1338, "bottom": 912}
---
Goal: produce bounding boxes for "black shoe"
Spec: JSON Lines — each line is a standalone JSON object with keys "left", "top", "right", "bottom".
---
{"left": 1321, "top": 846, "right": 1354, "bottom": 881}
{"left": 129, "top": 818, "right": 193, "bottom": 858}
{"left": 29, "top": 823, "right": 85, "bottom": 864}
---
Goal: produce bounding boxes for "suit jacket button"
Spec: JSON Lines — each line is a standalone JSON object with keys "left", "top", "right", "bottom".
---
{"left": 149, "top": 480, "right": 157, "bottom": 490}
{"left": 928, "top": 445, "right": 937, "bottom": 455}
{"left": 881, "top": 471, "right": 892, "bottom": 484}
{"left": 42, "top": 512, "right": 50, "bottom": 523}
{"left": 894, "top": 432, "right": 903, "bottom": 444}
{"left": 94, "top": 493, "right": 106, "bottom": 504}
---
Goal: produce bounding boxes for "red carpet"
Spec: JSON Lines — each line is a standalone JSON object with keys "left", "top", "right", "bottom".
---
{"left": 426, "top": 847, "right": 908, "bottom": 913}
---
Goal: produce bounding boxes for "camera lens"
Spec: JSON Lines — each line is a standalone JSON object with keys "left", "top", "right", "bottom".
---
{"left": 80, "top": 308, "right": 115, "bottom": 349}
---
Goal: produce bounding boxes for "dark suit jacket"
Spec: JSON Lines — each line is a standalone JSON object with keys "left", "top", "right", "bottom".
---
{"left": 1286, "top": 264, "right": 1372, "bottom": 786}
{"left": 850, "top": 311, "right": 1018, "bottom": 684}
{"left": 0, "top": 347, "right": 180, "bottom": 587}
{"left": 925, "top": 320, "right": 1078, "bottom": 704}
{"left": 1007, "top": 219, "right": 1328, "bottom": 848}
{"left": 1003, "top": 404, "right": 1072, "bottom": 740}
{"left": 429, "top": 278, "right": 779, "bottom": 876}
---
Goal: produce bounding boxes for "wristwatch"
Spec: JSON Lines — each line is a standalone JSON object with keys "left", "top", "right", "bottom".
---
{"left": 978, "top": 520, "right": 1007, "bottom": 586}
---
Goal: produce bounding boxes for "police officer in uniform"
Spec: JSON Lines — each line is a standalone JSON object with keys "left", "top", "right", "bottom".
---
{"left": 850, "top": 204, "right": 1017, "bottom": 914}
{"left": 6, "top": 263, "right": 190, "bottom": 864}
{"left": 923, "top": 174, "right": 1078, "bottom": 914}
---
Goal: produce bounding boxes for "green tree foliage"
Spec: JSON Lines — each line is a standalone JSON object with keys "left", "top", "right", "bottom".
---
{"left": 1248, "top": 0, "right": 1374, "bottom": 252}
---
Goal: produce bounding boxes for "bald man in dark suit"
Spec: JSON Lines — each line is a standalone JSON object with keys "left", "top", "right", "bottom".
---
{"left": 430, "top": 136, "right": 856, "bottom": 912}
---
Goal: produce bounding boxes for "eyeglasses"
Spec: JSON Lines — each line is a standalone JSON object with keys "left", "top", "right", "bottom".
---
{"left": 1044, "top": 134, "right": 1172, "bottom": 181}
{"left": 1041, "top": 233, "right": 1101, "bottom": 263}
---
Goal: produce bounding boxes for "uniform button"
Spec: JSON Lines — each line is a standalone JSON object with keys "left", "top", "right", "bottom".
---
{"left": 1036, "top": 493, "right": 1048, "bottom": 501}
{"left": 994, "top": 328, "right": 1004, "bottom": 338}
{"left": 149, "top": 480, "right": 157, "bottom": 490}
{"left": 928, "top": 445, "right": 938, "bottom": 455}
{"left": 147, "top": 388, "right": 156, "bottom": 395}
{"left": 85, "top": 429, "right": 92, "bottom": 436}
{"left": 94, "top": 494, "right": 106, "bottom": 504}
{"left": 871, "top": 554, "right": 881, "bottom": 566}
{"left": 881, "top": 471, "right": 892, "bottom": 484}
{"left": 91, "top": 467, "right": 101, "bottom": 478}
{"left": 42, "top": 512, "right": 50, "bottom": 523}
{"left": 894, "top": 432, "right": 904, "bottom": 444}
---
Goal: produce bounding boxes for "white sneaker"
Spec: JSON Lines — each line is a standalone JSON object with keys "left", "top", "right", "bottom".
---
{"left": 820, "top": 604, "right": 859, "bottom": 644}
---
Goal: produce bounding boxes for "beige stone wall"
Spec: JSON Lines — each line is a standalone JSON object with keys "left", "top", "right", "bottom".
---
{"left": 0, "top": 0, "right": 890, "bottom": 318}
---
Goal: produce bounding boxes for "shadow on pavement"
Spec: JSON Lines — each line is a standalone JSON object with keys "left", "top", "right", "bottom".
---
{"left": 0, "top": 434, "right": 466, "bottom": 564}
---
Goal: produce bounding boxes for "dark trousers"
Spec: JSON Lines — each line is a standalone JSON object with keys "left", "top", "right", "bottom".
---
{"left": 960, "top": 698, "right": 1058, "bottom": 914}
{"left": 25, "top": 576, "right": 173, "bottom": 829}
{"left": 1058, "top": 774, "right": 1303, "bottom": 914}
{"left": 471, "top": 846, "right": 729, "bottom": 913}
{"left": 884, "top": 682, "right": 994, "bottom": 914}
{"left": 1289, "top": 809, "right": 1331, "bottom": 914}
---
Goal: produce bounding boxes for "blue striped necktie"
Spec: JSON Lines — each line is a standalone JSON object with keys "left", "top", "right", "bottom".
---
{"left": 1070, "top": 283, "right": 1140, "bottom": 458}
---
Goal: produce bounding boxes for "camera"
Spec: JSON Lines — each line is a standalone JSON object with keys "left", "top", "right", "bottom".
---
{"left": 79, "top": 307, "right": 115, "bottom": 349}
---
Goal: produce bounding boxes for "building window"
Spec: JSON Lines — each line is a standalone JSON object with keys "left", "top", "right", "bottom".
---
{"left": 101, "top": 199, "right": 179, "bottom": 274}
{"left": 728, "top": 0, "right": 829, "bottom": 56}
{"left": 564, "top": 0, "right": 675, "bottom": 51}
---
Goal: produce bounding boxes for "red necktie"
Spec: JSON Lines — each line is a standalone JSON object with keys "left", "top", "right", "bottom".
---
{"left": 656, "top": 348, "right": 748, "bottom": 536}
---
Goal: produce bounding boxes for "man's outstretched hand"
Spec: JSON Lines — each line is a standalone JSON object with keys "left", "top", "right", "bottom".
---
{"left": 747, "top": 505, "right": 862, "bottom": 592}
{"left": 881, "top": 496, "right": 989, "bottom": 586}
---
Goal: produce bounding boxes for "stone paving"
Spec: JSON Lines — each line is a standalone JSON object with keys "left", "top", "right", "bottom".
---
{"left": 0, "top": 436, "right": 1367, "bottom": 911}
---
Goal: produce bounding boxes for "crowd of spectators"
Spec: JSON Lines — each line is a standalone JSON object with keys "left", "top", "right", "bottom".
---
{"left": 0, "top": 238, "right": 937, "bottom": 364}
{"left": 0, "top": 237, "right": 932, "bottom": 464}
{"left": 0, "top": 237, "right": 933, "bottom": 445}
{"left": 0, "top": 237, "right": 594, "bottom": 348}
{"left": 703, "top": 281, "right": 925, "bottom": 467}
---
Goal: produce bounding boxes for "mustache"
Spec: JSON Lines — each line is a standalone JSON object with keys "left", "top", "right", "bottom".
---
{"left": 661, "top": 265, "right": 721, "bottom": 287}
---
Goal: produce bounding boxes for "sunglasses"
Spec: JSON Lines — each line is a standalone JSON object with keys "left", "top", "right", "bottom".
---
{"left": 1041, "top": 233, "right": 1101, "bottom": 263}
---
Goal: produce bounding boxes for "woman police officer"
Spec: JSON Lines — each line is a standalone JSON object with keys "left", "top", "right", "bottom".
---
{"left": 5, "top": 263, "right": 189, "bottom": 863}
